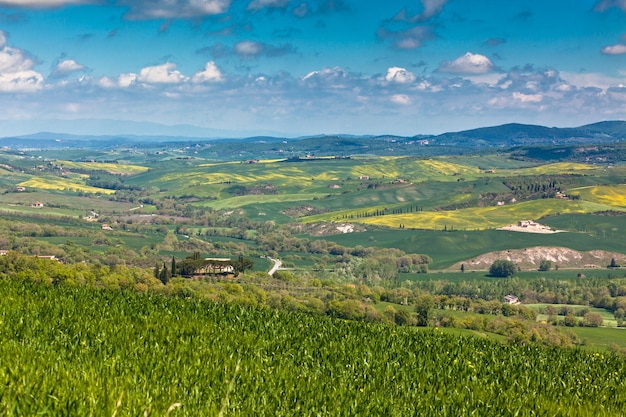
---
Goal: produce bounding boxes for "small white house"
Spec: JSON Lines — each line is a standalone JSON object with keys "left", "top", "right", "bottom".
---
{"left": 504, "top": 295, "right": 520, "bottom": 305}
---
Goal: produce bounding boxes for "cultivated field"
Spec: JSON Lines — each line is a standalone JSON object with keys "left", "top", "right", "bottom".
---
{"left": 2, "top": 278, "right": 625, "bottom": 416}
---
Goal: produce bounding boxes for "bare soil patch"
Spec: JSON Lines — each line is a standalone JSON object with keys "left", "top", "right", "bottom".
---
{"left": 451, "top": 246, "right": 626, "bottom": 272}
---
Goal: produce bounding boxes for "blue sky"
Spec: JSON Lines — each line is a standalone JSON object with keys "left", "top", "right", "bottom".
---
{"left": 0, "top": 0, "right": 625, "bottom": 137}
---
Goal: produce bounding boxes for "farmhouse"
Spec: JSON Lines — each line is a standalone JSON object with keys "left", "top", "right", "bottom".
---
{"left": 504, "top": 295, "right": 520, "bottom": 305}
{"left": 101, "top": 224, "right": 114, "bottom": 231}
{"left": 518, "top": 220, "right": 538, "bottom": 228}
{"left": 31, "top": 201, "right": 44, "bottom": 208}
{"left": 203, "top": 258, "right": 235, "bottom": 274}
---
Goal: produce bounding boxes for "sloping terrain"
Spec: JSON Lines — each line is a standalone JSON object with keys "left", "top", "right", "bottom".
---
{"left": 452, "top": 246, "right": 626, "bottom": 271}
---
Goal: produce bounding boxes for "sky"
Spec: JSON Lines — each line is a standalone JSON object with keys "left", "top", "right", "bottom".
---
{"left": 0, "top": 0, "right": 625, "bottom": 137}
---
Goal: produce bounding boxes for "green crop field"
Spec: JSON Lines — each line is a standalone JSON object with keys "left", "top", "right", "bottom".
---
{"left": 317, "top": 226, "right": 626, "bottom": 270}
{"left": 1, "top": 278, "right": 626, "bottom": 416}
{"left": 569, "top": 327, "right": 626, "bottom": 350}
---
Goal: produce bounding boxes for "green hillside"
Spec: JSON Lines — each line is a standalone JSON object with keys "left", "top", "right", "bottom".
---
{"left": 2, "top": 278, "right": 625, "bottom": 416}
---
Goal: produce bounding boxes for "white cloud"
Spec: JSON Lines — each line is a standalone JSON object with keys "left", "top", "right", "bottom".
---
{"left": 0, "top": 36, "right": 43, "bottom": 92}
{"left": 0, "top": 0, "right": 93, "bottom": 7}
{"left": 438, "top": 52, "right": 495, "bottom": 74}
{"left": 137, "top": 63, "right": 186, "bottom": 84}
{"left": 512, "top": 92, "right": 542, "bottom": 103}
{"left": 54, "top": 59, "right": 85, "bottom": 76}
{"left": 602, "top": 43, "right": 626, "bottom": 55}
{"left": 118, "top": 73, "right": 137, "bottom": 87}
{"left": 0, "top": 46, "right": 36, "bottom": 73}
{"left": 120, "top": 0, "right": 231, "bottom": 20}
{"left": 192, "top": 61, "right": 223, "bottom": 83}
{"left": 385, "top": 67, "right": 416, "bottom": 84}
{"left": 235, "top": 41, "right": 262, "bottom": 56}
{"left": 561, "top": 71, "right": 625, "bottom": 89}
{"left": 0, "top": 70, "right": 43, "bottom": 92}
{"left": 390, "top": 94, "right": 412, "bottom": 105}
{"left": 302, "top": 66, "right": 347, "bottom": 81}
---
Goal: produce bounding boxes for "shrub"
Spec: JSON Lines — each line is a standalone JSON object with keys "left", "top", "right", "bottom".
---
{"left": 489, "top": 260, "right": 516, "bottom": 277}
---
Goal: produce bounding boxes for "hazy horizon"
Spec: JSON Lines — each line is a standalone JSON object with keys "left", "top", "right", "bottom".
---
{"left": 0, "top": 1, "right": 624, "bottom": 137}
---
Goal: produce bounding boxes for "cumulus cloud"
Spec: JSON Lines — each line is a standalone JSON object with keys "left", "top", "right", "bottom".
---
{"left": 192, "top": 61, "right": 223, "bottom": 83}
{"left": 301, "top": 66, "right": 363, "bottom": 90}
{"left": 137, "top": 62, "right": 186, "bottom": 84}
{"left": 390, "top": 94, "right": 412, "bottom": 105}
{"left": 594, "top": 0, "right": 626, "bottom": 12}
{"left": 385, "top": 67, "right": 416, "bottom": 84}
{"left": 98, "top": 72, "right": 138, "bottom": 88}
{"left": 0, "top": 70, "right": 43, "bottom": 92}
{"left": 438, "top": 52, "right": 495, "bottom": 74}
{"left": 119, "top": 0, "right": 231, "bottom": 20}
{"left": 601, "top": 43, "right": 626, "bottom": 55}
{"left": 0, "top": 33, "right": 43, "bottom": 92}
{"left": 51, "top": 59, "right": 85, "bottom": 78}
{"left": 117, "top": 72, "right": 137, "bottom": 87}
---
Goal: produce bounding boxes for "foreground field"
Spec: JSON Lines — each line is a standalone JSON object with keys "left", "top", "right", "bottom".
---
{"left": 1, "top": 278, "right": 625, "bottom": 416}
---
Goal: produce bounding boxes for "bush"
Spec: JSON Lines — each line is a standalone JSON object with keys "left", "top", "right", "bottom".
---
{"left": 489, "top": 260, "right": 516, "bottom": 277}
{"left": 538, "top": 259, "right": 552, "bottom": 271}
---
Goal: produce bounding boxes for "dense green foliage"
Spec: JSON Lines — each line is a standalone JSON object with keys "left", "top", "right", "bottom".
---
{"left": 1, "top": 278, "right": 626, "bottom": 416}
{"left": 489, "top": 260, "right": 517, "bottom": 277}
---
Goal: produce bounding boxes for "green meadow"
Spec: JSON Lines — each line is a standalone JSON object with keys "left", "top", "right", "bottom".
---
{"left": 2, "top": 278, "right": 625, "bottom": 416}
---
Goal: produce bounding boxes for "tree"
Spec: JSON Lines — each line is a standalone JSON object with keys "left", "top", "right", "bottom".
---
{"left": 460, "top": 263, "right": 465, "bottom": 273}
{"left": 489, "top": 260, "right": 516, "bottom": 277}
{"left": 415, "top": 294, "right": 434, "bottom": 326}
{"left": 582, "top": 312, "right": 603, "bottom": 327}
{"left": 394, "top": 309, "right": 412, "bottom": 326}
{"left": 232, "top": 255, "right": 254, "bottom": 276}
{"left": 609, "top": 257, "right": 618, "bottom": 268}
{"left": 538, "top": 259, "right": 552, "bottom": 272}
{"left": 171, "top": 256, "right": 177, "bottom": 277}
{"left": 159, "top": 263, "right": 171, "bottom": 285}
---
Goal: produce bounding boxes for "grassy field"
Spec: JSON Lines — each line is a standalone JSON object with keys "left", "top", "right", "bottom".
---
{"left": 303, "top": 199, "right": 624, "bottom": 230}
{"left": 570, "top": 184, "right": 626, "bottom": 207}
{"left": 2, "top": 278, "right": 626, "bottom": 416}
{"left": 55, "top": 160, "right": 150, "bottom": 175}
{"left": 18, "top": 177, "right": 115, "bottom": 195}
{"left": 569, "top": 327, "right": 626, "bottom": 350}
{"left": 526, "top": 304, "right": 619, "bottom": 327}
{"left": 318, "top": 226, "right": 626, "bottom": 270}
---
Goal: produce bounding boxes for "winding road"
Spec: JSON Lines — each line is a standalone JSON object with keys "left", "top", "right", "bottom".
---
{"left": 267, "top": 257, "right": 282, "bottom": 276}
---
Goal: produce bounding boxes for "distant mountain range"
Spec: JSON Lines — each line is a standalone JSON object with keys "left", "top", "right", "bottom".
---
{"left": 1, "top": 121, "right": 625, "bottom": 151}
